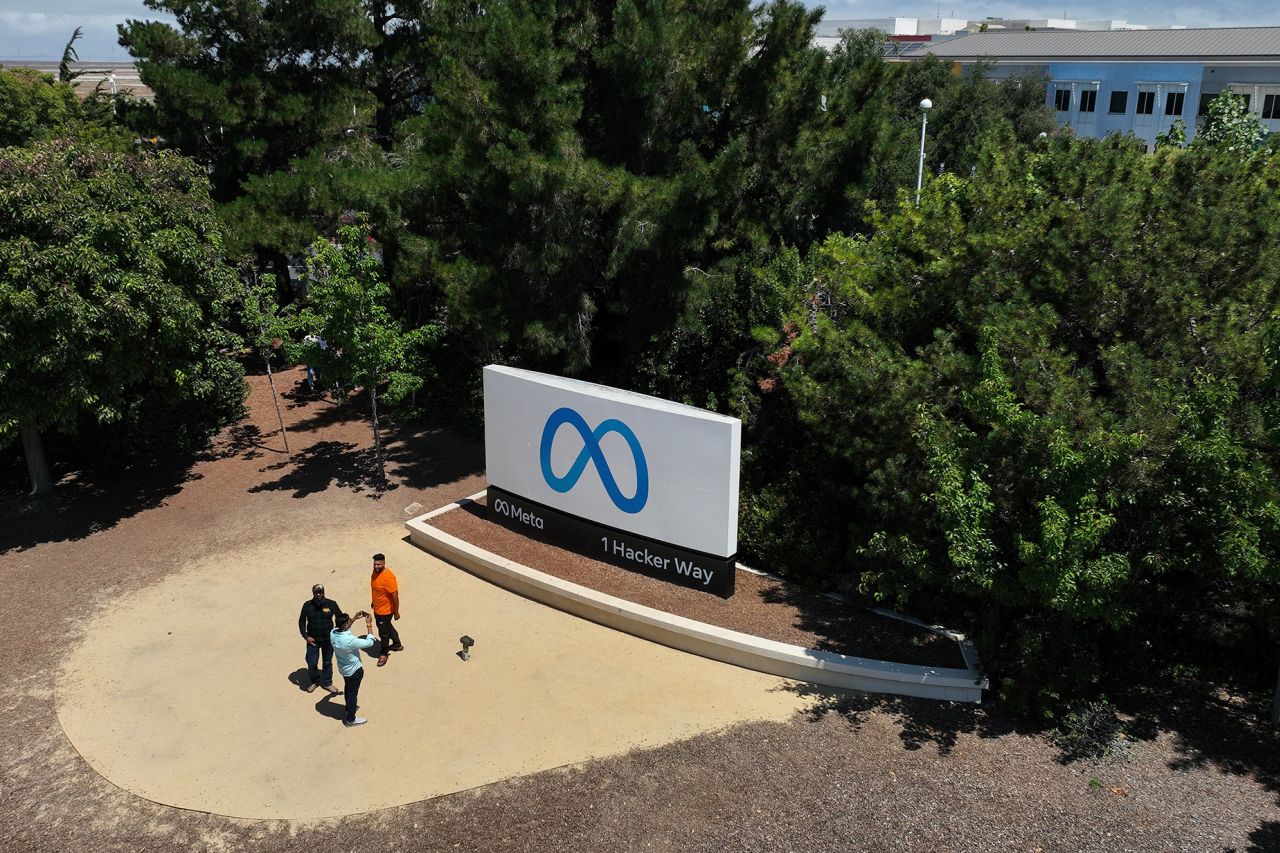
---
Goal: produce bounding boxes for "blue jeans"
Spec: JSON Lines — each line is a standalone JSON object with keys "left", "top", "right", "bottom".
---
{"left": 343, "top": 667, "right": 364, "bottom": 722}
{"left": 305, "top": 639, "right": 334, "bottom": 687}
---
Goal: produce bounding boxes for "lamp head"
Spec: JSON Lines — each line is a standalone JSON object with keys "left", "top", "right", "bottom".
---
{"left": 919, "top": 98, "right": 933, "bottom": 111}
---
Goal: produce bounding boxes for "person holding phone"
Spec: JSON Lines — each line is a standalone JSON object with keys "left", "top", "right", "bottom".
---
{"left": 330, "top": 611, "right": 377, "bottom": 727}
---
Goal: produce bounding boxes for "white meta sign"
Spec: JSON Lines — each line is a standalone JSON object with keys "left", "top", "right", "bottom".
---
{"left": 483, "top": 365, "right": 741, "bottom": 558}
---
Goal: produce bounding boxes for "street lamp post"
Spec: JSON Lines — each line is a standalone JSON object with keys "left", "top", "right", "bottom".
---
{"left": 108, "top": 72, "right": 117, "bottom": 116}
{"left": 915, "top": 98, "right": 932, "bottom": 207}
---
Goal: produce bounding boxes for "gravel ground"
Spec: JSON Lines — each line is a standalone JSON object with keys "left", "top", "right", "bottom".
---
{"left": 429, "top": 499, "right": 967, "bottom": 669}
{"left": 2, "top": 366, "right": 1278, "bottom": 853}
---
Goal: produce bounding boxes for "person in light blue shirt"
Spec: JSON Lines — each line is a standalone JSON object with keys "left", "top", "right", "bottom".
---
{"left": 330, "top": 611, "right": 378, "bottom": 727}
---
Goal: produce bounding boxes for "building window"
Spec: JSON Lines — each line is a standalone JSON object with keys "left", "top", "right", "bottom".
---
{"left": 1164, "top": 91, "right": 1185, "bottom": 116}
{"left": 1079, "top": 89, "right": 1097, "bottom": 113}
{"left": 1198, "top": 93, "right": 1215, "bottom": 116}
{"left": 1136, "top": 91, "right": 1156, "bottom": 115}
{"left": 1054, "top": 89, "right": 1072, "bottom": 111}
{"left": 1264, "top": 94, "right": 1280, "bottom": 120}
{"left": 1109, "top": 91, "right": 1128, "bottom": 114}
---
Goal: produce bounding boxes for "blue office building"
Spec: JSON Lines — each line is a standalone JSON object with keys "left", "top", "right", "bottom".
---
{"left": 902, "top": 28, "right": 1280, "bottom": 148}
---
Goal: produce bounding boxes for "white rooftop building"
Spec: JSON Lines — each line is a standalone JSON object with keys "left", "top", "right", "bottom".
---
{"left": 971, "top": 18, "right": 1172, "bottom": 32}
{"left": 815, "top": 16, "right": 1177, "bottom": 49}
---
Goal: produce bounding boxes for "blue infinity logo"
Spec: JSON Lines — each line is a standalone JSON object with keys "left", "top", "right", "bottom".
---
{"left": 539, "top": 407, "right": 648, "bottom": 514}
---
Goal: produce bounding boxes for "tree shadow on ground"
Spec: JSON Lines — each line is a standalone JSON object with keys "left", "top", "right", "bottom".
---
{"left": 199, "top": 421, "right": 288, "bottom": 463}
{"left": 1108, "top": 666, "right": 1280, "bottom": 807}
{"left": 381, "top": 422, "right": 483, "bottom": 490}
{"left": 247, "top": 418, "right": 482, "bottom": 500}
{"left": 240, "top": 359, "right": 337, "bottom": 413}
{"left": 250, "top": 441, "right": 391, "bottom": 498}
{"left": 0, "top": 448, "right": 201, "bottom": 554}
{"left": 786, "top": 640, "right": 1280, "bottom": 811}
{"left": 783, "top": 682, "right": 1025, "bottom": 756}
{"left": 762, "top": 550, "right": 1280, "bottom": 808}
{"left": 278, "top": 385, "right": 365, "bottom": 427}
{"left": 1243, "top": 820, "right": 1280, "bottom": 852}
{"left": 756, "top": 582, "right": 968, "bottom": 669}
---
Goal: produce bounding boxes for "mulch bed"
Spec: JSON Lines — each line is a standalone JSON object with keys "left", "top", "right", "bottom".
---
{"left": 427, "top": 497, "right": 968, "bottom": 670}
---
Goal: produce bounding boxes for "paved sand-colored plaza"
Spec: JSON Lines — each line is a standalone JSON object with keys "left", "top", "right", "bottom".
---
{"left": 56, "top": 524, "right": 806, "bottom": 820}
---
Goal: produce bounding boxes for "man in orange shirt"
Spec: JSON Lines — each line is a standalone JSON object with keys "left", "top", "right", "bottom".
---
{"left": 369, "top": 552, "right": 402, "bottom": 666}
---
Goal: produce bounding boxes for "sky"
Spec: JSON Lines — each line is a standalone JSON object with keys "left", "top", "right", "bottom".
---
{"left": 0, "top": 1, "right": 1277, "bottom": 61}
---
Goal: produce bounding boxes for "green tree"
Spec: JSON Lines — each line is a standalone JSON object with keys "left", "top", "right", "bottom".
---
{"left": 0, "top": 139, "right": 246, "bottom": 494}
{"left": 0, "top": 64, "right": 134, "bottom": 152}
{"left": 389, "top": 4, "right": 921, "bottom": 384}
{"left": 1197, "top": 91, "right": 1266, "bottom": 151}
{"left": 1156, "top": 117, "right": 1188, "bottom": 149}
{"left": 119, "top": 1, "right": 433, "bottom": 200}
{"left": 132, "top": 0, "right": 1055, "bottom": 419}
{"left": 295, "top": 222, "right": 434, "bottom": 478}
{"left": 119, "top": 0, "right": 366, "bottom": 201}
{"left": 741, "top": 133, "right": 1280, "bottom": 717}
{"left": 0, "top": 67, "right": 81, "bottom": 148}
{"left": 891, "top": 58, "right": 1053, "bottom": 181}
{"left": 226, "top": 0, "right": 832, "bottom": 380}
{"left": 58, "top": 27, "right": 86, "bottom": 84}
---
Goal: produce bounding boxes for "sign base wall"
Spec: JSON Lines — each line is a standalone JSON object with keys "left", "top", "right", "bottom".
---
{"left": 486, "top": 486, "right": 735, "bottom": 597}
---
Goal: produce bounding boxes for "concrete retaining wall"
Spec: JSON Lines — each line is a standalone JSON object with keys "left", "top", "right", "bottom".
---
{"left": 405, "top": 498, "right": 987, "bottom": 703}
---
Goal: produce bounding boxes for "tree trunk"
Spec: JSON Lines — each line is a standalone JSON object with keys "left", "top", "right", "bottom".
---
{"left": 271, "top": 252, "right": 292, "bottom": 300}
{"left": 369, "top": 384, "right": 385, "bottom": 481}
{"left": 1273, "top": 659, "right": 1280, "bottom": 726}
{"left": 264, "top": 356, "right": 290, "bottom": 454}
{"left": 21, "top": 418, "right": 53, "bottom": 496}
{"left": 372, "top": 9, "right": 395, "bottom": 150}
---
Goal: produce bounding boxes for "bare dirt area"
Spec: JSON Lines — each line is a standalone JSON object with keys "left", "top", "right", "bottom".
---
{"left": 2, "top": 365, "right": 1278, "bottom": 852}
{"left": 429, "top": 498, "right": 966, "bottom": 669}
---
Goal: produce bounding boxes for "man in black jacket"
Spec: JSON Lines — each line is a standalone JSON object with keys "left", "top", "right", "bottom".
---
{"left": 298, "top": 584, "right": 343, "bottom": 693}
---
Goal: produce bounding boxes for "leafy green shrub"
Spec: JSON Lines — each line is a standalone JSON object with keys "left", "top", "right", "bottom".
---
{"left": 1, "top": 140, "right": 247, "bottom": 489}
{"left": 738, "top": 133, "right": 1280, "bottom": 718}
{"left": 1053, "top": 699, "right": 1134, "bottom": 763}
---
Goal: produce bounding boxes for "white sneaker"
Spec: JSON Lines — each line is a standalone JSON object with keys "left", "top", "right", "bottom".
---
{"left": 344, "top": 716, "right": 368, "bottom": 727}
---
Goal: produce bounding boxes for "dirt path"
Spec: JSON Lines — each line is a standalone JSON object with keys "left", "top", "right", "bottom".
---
{"left": 2, "top": 366, "right": 1278, "bottom": 852}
